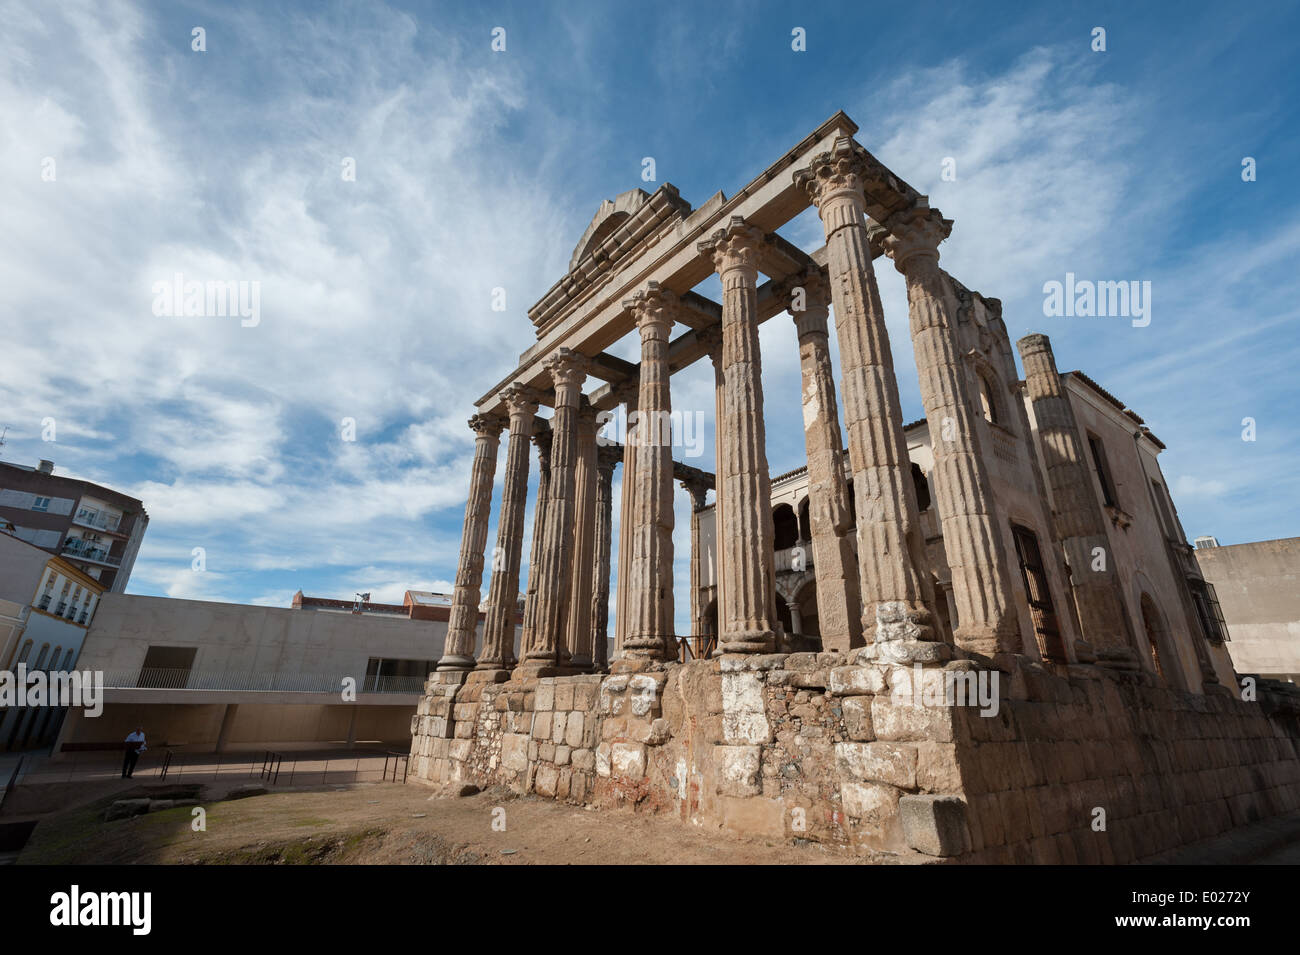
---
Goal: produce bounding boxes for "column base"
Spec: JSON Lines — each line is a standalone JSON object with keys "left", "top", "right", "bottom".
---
{"left": 714, "top": 629, "right": 775, "bottom": 655}
{"left": 435, "top": 655, "right": 476, "bottom": 672}
{"left": 466, "top": 668, "right": 512, "bottom": 684}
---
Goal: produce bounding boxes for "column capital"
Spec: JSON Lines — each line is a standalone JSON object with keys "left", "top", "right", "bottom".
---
{"left": 623, "top": 281, "right": 678, "bottom": 339}
{"left": 883, "top": 204, "right": 953, "bottom": 272}
{"left": 680, "top": 477, "right": 711, "bottom": 512}
{"left": 468, "top": 412, "right": 506, "bottom": 437}
{"left": 793, "top": 136, "right": 896, "bottom": 211}
{"left": 780, "top": 269, "right": 831, "bottom": 339}
{"left": 544, "top": 348, "right": 589, "bottom": 392}
{"left": 696, "top": 323, "right": 724, "bottom": 364}
{"left": 501, "top": 382, "right": 544, "bottom": 419}
{"left": 697, "top": 216, "right": 766, "bottom": 277}
{"left": 596, "top": 443, "right": 622, "bottom": 474}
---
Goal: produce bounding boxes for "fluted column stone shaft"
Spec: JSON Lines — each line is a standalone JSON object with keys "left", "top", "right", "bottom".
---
{"left": 621, "top": 284, "right": 676, "bottom": 663}
{"left": 519, "top": 350, "right": 587, "bottom": 674}
{"left": 683, "top": 479, "right": 710, "bottom": 643}
{"left": 795, "top": 141, "right": 936, "bottom": 646}
{"left": 438, "top": 413, "right": 504, "bottom": 670}
{"left": 614, "top": 386, "right": 639, "bottom": 656}
{"left": 698, "top": 219, "right": 778, "bottom": 653}
{"left": 565, "top": 400, "right": 599, "bottom": 670}
{"left": 592, "top": 446, "right": 619, "bottom": 671}
{"left": 789, "top": 276, "right": 863, "bottom": 652}
{"left": 885, "top": 207, "right": 1021, "bottom": 658}
{"left": 1018, "top": 333, "right": 1134, "bottom": 661}
{"left": 519, "top": 429, "right": 551, "bottom": 661}
{"left": 478, "top": 387, "right": 540, "bottom": 674}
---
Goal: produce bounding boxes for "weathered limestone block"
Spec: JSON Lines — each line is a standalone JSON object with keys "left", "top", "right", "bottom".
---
{"left": 721, "top": 670, "right": 771, "bottom": 744}
{"left": 501, "top": 733, "right": 529, "bottom": 772}
{"left": 899, "top": 794, "right": 971, "bottom": 856}
{"left": 872, "top": 699, "right": 955, "bottom": 742}
{"left": 531, "top": 711, "right": 552, "bottom": 740}
{"left": 840, "top": 781, "right": 900, "bottom": 825}
{"left": 564, "top": 711, "right": 585, "bottom": 748}
{"left": 835, "top": 741, "right": 918, "bottom": 789}
{"left": 829, "top": 665, "right": 887, "bottom": 696}
{"left": 596, "top": 741, "right": 611, "bottom": 777}
{"left": 611, "top": 741, "right": 647, "bottom": 778}
{"left": 841, "top": 697, "right": 874, "bottom": 740}
{"left": 535, "top": 764, "right": 560, "bottom": 797}
{"left": 535, "top": 681, "right": 555, "bottom": 711}
{"left": 716, "top": 745, "right": 762, "bottom": 796}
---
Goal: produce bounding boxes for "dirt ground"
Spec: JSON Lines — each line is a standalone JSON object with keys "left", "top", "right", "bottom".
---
{"left": 17, "top": 780, "right": 899, "bottom": 865}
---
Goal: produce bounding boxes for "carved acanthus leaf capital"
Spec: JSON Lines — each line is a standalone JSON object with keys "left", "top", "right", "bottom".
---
{"left": 501, "top": 383, "right": 544, "bottom": 419}
{"left": 468, "top": 412, "right": 506, "bottom": 437}
{"left": 622, "top": 280, "right": 678, "bottom": 336}
{"left": 696, "top": 216, "right": 766, "bottom": 276}
{"left": 543, "top": 347, "right": 590, "bottom": 390}
{"left": 793, "top": 136, "right": 899, "bottom": 210}
{"left": 883, "top": 204, "right": 953, "bottom": 271}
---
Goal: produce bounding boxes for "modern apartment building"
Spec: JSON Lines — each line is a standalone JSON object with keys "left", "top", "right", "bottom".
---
{"left": 0, "top": 458, "right": 148, "bottom": 593}
{"left": 0, "top": 530, "right": 107, "bottom": 750}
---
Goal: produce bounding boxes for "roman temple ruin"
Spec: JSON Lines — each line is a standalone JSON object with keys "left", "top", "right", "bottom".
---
{"left": 408, "top": 112, "right": 1300, "bottom": 861}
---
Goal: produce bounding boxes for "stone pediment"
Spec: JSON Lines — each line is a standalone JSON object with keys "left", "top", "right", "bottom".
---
{"left": 567, "top": 188, "right": 653, "bottom": 274}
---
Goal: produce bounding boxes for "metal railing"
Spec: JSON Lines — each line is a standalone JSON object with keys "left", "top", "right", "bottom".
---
{"left": 383, "top": 751, "right": 409, "bottom": 783}
{"left": 60, "top": 542, "right": 121, "bottom": 566}
{"left": 101, "top": 668, "right": 426, "bottom": 694}
{"left": 72, "top": 510, "right": 122, "bottom": 533}
{"left": 260, "top": 751, "right": 284, "bottom": 784}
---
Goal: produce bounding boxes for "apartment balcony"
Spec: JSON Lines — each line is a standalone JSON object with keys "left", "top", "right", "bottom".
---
{"left": 60, "top": 541, "right": 121, "bottom": 567}
{"left": 71, "top": 510, "right": 125, "bottom": 535}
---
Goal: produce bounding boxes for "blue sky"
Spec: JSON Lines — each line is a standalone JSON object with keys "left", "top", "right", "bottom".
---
{"left": 1, "top": 0, "right": 1297, "bottom": 634}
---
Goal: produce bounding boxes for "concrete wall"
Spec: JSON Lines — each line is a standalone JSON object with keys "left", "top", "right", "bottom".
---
{"left": 79, "top": 593, "right": 453, "bottom": 677}
{"left": 1197, "top": 538, "right": 1300, "bottom": 682}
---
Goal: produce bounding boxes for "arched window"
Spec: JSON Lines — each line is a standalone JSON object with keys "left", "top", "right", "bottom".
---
{"left": 62, "top": 649, "right": 76, "bottom": 670}
{"left": 33, "top": 643, "right": 50, "bottom": 669}
{"left": 797, "top": 497, "right": 811, "bottom": 541}
{"left": 49, "top": 646, "right": 62, "bottom": 671}
{"left": 911, "top": 463, "right": 931, "bottom": 512}
{"left": 977, "top": 370, "right": 1000, "bottom": 425}
{"left": 772, "top": 503, "right": 799, "bottom": 550}
{"left": 1140, "top": 593, "right": 1168, "bottom": 680}
{"left": 13, "top": 639, "right": 34, "bottom": 668}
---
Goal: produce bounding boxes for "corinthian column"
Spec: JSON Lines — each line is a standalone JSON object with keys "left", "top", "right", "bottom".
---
{"left": 883, "top": 206, "right": 1021, "bottom": 659}
{"left": 592, "top": 446, "right": 619, "bottom": 671}
{"left": 518, "top": 349, "right": 587, "bottom": 675}
{"left": 614, "top": 382, "right": 638, "bottom": 657}
{"left": 476, "top": 385, "right": 541, "bottom": 679}
{"left": 1017, "top": 333, "right": 1136, "bottom": 667}
{"left": 699, "top": 325, "right": 728, "bottom": 655}
{"left": 619, "top": 283, "right": 677, "bottom": 666}
{"left": 787, "top": 271, "right": 863, "bottom": 652}
{"left": 564, "top": 398, "right": 599, "bottom": 671}
{"left": 682, "top": 477, "right": 711, "bottom": 652}
{"left": 437, "top": 413, "right": 505, "bottom": 671}
{"left": 698, "top": 219, "right": 778, "bottom": 654}
{"left": 518, "top": 428, "right": 552, "bottom": 662}
{"left": 794, "top": 139, "right": 937, "bottom": 651}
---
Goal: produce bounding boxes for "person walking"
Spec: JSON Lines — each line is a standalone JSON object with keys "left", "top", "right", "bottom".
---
{"left": 122, "top": 726, "right": 146, "bottom": 778}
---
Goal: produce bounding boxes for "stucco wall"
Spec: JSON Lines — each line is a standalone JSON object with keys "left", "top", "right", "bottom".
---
{"left": 1197, "top": 538, "right": 1300, "bottom": 681}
